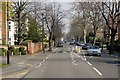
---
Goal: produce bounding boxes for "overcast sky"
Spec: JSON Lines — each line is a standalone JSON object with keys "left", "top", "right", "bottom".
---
{"left": 60, "top": 2, "right": 72, "bottom": 35}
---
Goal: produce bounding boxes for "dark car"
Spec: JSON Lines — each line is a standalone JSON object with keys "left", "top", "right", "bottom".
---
{"left": 57, "top": 42, "right": 63, "bottom": 47}
{"left": 82, "top": 43, "right": 91, "bottom": 50}
{"left": 69, "top": 42, "right": 74, "bottom": 45}
{"left": 75, "top": 42, "right": 81, "bottom": 46}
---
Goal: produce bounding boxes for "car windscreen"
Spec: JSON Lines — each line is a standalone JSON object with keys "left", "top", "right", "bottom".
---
{"left": 89, "top": 46, "right": 99, "bottom": 49}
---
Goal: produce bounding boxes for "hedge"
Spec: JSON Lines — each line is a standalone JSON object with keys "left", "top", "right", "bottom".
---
{"left": 19, "top": 47, "right": 26, "bottom": 55}
{"left": 0, "top": 48, "right": 7, "bottom": 56}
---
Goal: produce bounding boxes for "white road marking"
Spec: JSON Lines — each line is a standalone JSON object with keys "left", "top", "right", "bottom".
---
{"left": 72, "top": 62, "right": 74, "bottom": 64}
{"left": 73, "top": 63, "right": 78, "bottom": 66}
{"left": 35, "top": 54, "right": 52, "bottom": 69}
{"left": 42, "top": 60, "right": 45, "bottom": 62}
{"left": 90, "top": 56, "right": 93, "bottom": 58}
{"left": 84, "top": 55, "right": 86, "bottom": 58}
{"left": 72, "top": 58, "right": 74, "bottom": 61}
{"left": 52, "top": 48, "right": 57, "bottom": 53}
{"left": 72, "top": 61, "right": 78, "bottom": 66}
{"left": 84, "top": 57, "right": 87, "bottom": 61}
{"left": 39, "top": 62, "right": 42, "bottom": 65}
{"left": 71, "top": 47, "right": 103, "bottom": 76}
{"left": 73, "top": 60, "right": 76, "bottom": 63}
{"left": 35, "top": 65, "right": 40, "bottom": 68}
{"left": 73, "top": 52, "right": 87, "bottom": 61}
{"left": 81, "top": 57, "right": 84, "bottom": 60}
{"left": 93, "top": 67, "right": 103, "bottom": 76}
{"left": 77, "top": 55, "right": 80, "bottom": 58}
{"left": 35, "top": 62, "right": 42, "bottom": 68}
{"left": 63, "top": 52, "right": 66, "bottom": 54}
{"left": 87, "top": 61, "right": 92, "bottom": 66}
{"left": 46, "top": 57, "right": 48, "bottom": 59}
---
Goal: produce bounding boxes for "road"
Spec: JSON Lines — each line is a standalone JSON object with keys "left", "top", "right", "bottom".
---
{"left": 21, "top": 43, "right": 119, "bottom": 78}
{"left": 1, "top": 43, "right": 119, "bottom": 79}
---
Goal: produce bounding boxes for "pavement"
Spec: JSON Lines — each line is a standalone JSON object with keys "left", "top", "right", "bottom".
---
{"left": 1, "top": 47, "right": 55, "bottom": 78}
{"left": 0, "top": 44, "right": 120, "bottom": 79}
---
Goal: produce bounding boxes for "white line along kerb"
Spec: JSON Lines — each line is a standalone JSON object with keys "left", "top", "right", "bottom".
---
{"left": 93, "top": 67, "right": 103, "bottom": 76}
{"left": 39, "top": 62, "right": 42, "bottom": 65}
{"left": 87, "top": 61, "right": 92, "bottom": 66}
{"left": 42, "top": 60, "right": 45, "bottom": 62}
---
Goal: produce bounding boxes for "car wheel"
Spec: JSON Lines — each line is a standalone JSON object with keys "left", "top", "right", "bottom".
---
{"left": 98, "top": 54, "right": 101, "bottom": 56}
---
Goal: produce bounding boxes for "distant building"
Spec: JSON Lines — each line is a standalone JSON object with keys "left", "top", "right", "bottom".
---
{"left": 96, "top": 26, "right": 104, "bottom": 40}
{"left": 108, "top": 14, "right": 118, "bottom": 41}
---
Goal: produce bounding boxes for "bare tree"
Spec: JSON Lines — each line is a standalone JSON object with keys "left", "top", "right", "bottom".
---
{"left": 71, "top": 2, "right": 92, "bottom": 43}
{"left": 43, "top": 3, "right": 64, "bottom": 51}
{"left": 69, "top": 16, "right": 84, "bottom": 41}
{"left": 88, "top": 2, "right": 103, "bottom": 44}
{"left": 99, "top": 2, "right": 120, "bottom": 53}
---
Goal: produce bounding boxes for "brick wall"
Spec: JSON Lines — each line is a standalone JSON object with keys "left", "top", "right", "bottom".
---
{"left": 27, "top": 41, "right": 42, "bottom": 54}
{"left": 2, "top": 2, "right": 7, "bottom": 45}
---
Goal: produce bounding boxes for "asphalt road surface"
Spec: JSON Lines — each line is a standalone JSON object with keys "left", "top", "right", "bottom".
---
{"left": 22, "top": 44, "right": 119, "bottom": 78}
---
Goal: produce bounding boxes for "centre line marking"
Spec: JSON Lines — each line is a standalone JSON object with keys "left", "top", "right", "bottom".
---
{"left": 93, "top": 67, "right": 103, "bottom": 76}
{"left": 46, "top": 57, "right": 48, "bottom": 59}
{"left": 72, "top": 61, "right": 78, "bottom": 66}
{"left": 73, "top": 60, "right": 76, "bottom": 63}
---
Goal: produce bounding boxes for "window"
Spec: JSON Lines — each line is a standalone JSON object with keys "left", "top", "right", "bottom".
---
{"left": 9, "top": 26, "right": 11, "bottom": 30}
{"left": 9, "top": 22, "right": 11, "bottom": 24}
{"left": 9, "top": 38, "right": 11, "bottom": 40}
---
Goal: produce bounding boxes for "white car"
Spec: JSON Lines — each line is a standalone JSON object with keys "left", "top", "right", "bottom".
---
{"left": 86, "top": 46, "right": 101, "bottom": 56}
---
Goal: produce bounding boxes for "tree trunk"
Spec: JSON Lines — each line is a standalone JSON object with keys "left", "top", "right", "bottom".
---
{"left": 48, "top": 33, "right": 52, "bottom": 51}
{"left": 18, "top": 12, "right": 21, "bottom": 45}
{"left": 53, "top": 38, "right": 56, "bottom": 46}
{"left": 93, "top": 34, "right": 96, "bottom": 45}
{"left": 109, "top": 29, "right": 116, "bottom": 54}
{"left": 84, "top": 30, "right": 87, "bottom": 43}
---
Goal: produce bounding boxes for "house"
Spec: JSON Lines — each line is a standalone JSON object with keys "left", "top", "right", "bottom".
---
{"left": 96, "top": 26, "right": 104, "bottom": 41}
{"left": 0, "top": 2, "right": 15, "bottom": 45}
{"left": 8, "top": 19, "right": 15, "bottom": 45}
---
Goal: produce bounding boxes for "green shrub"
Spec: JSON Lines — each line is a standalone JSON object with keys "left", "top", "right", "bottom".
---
{"left": 0, "top": 48, "right": 7, "bottom": 56}
{"left": 9, "top": 46, "right": 15, "bottom": 55}
{"left": 103, "top": 44, "right": 107, "bottom": 48}
{"left": 19, "top": 47, "right": 26, "bottom": 55}
{"left": 14, "top": 48, "right": 19, "bottom": 55}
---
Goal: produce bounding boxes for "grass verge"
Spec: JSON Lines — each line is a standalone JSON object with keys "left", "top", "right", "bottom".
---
{"left": 0, "top": 63, "right": 7, "bottom": 67}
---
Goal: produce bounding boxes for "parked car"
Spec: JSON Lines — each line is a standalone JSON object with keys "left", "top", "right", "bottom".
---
{"left": 57, "top": 42, "right": 64, "bottom": 47}
{"left": 86, "top": 46, "right": 101, "bottom": 56}
{"left": 80, "top": 43, "right": 85, "bottom": 47}
{"left": 69, "top": 42, "right": 74, "bottom": 45}
{"left": 82, "top": 43, "right": 91, "bottom": 50}
{"left": 74, "top": 41, "right": 81, "bottom": 46}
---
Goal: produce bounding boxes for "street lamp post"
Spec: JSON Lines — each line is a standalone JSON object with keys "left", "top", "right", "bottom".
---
{"left": 7, "top": 1, "right": 10, "bottom": 64}
{"left": 41, "top": 13, "right": 45, "bottom": 53}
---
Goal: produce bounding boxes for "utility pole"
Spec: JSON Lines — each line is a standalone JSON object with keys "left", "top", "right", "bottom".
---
{"left": 41, "top": 13, "right": 45, "bottom": 53}
{"left": 7, "top": 1, "right": 10, "bottom": 64}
